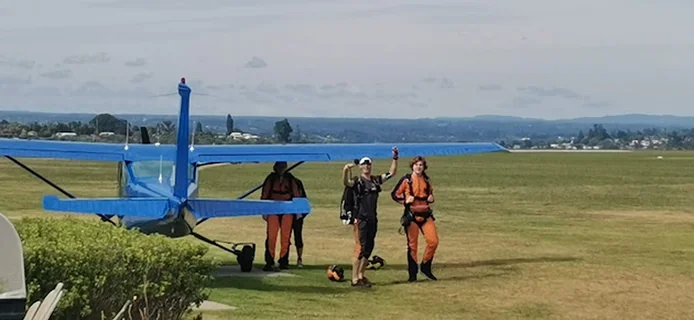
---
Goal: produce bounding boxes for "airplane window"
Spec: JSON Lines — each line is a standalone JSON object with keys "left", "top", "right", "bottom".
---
{"left": 131, "top": 160, "right": 174, "bottom": 178}
{"left": 129, "top": 161, "right": 196, "bottom": 185}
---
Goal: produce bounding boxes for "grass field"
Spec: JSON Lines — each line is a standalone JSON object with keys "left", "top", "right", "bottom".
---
{"left": 2, "top": 151, "right": 694, "bottom": 319}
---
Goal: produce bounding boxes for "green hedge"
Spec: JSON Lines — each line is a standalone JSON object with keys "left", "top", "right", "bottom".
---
{"left": 15, "top": 217, "right": 220, "bottom": 320}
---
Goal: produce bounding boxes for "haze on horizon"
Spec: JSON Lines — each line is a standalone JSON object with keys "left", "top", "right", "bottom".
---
{"left": 0, "top": 0, "right": 691, "bottom": 120}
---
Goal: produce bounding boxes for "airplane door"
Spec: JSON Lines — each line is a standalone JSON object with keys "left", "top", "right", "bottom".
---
{"left": 117, "top": 161, "right": 127, "bottom": 197}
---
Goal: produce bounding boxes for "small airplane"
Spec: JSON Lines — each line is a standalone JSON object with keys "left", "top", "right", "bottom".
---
{"left": 0, "top": 78, "right": 509, "bottom": 271}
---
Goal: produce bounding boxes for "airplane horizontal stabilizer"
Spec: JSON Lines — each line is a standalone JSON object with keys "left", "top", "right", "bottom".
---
{"left": 188, "top": 198, "right": 311, "bottom": 219}
{"left": 43, "top": 196, "right": 172, "bottom": 219}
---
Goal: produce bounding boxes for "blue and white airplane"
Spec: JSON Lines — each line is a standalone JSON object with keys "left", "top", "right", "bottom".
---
{"left": 0, "top": 78, "right": 508, "bottom": 270}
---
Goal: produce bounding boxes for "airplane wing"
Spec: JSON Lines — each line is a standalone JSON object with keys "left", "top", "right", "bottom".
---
{"left": 0, "top": 138, "right": 176, "bottom": 162}
{"left": 189, "top": 142, "right": 508, "bottom": 164}
{"left": 0, "top": 138, "right": 507, "bottom": 164}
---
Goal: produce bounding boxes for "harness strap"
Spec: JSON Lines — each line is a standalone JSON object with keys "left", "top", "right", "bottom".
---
{"left": 267, "top": 172, "right": 296, "bottom": 199}
{"left": 399, "top": 174, "right": 434, "bottom": 235}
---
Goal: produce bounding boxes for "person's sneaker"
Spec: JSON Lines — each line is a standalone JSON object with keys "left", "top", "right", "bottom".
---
{"left": 361, "top": 277, "right": 373, "bottom": 287}
{"left": 350, "top": 279, "right": 370, "bottom": 288}
{"left": 297, "top": 258, "right": 303, "bottom": 268}
{"left": 279, "top": 263, "right": 289, "bottom": 270}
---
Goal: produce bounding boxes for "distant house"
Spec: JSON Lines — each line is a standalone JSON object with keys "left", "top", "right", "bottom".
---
{"left": 99, "top": 132, "right": 115, "bottom": 136}
{"left": 228, "top": 132, "right": 260, "bottom": 140}
{"left": 55, "top": 132, "right": 77, "bottom": 138}
{"left": 242, "top": 133, "right": 259, "bottom": 140}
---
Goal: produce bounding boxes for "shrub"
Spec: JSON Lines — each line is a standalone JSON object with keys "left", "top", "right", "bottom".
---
{"left": 15, "top": 217, "right": 220, "bottom": 320}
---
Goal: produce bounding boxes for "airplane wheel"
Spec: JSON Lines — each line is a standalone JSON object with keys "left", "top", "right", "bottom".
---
{"left": 237, "top": 244, "right": 255, "bottom": 272}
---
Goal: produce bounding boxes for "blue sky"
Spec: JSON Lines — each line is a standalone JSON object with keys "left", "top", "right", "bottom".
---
{"left": 0, "top": 0, "right": 692, "bottom": 119}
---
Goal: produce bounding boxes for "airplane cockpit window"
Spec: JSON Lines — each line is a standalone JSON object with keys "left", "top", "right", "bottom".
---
{"left": 130, "top": 161, "right": 196, "bottom": 185}
{"left": 131, "top": 161, "right": 175, "bottom": 179}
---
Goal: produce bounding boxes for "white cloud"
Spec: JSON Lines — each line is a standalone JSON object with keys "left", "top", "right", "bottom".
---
{"left": 0, "top": 0, "right": 691, "bottom": 118}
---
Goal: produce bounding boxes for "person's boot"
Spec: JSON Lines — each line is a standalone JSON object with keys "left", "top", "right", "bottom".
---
{"left": 420, "top": 260, "right": 437, "bottom": 280}
{"left": 278, "top": 249, "right": 290, "bottom": 269}
{"left": 407, "top": 253, "right": 418, "bottom": 282}
{"left": 264, "top": 239, "right": 277, "bottom": 271}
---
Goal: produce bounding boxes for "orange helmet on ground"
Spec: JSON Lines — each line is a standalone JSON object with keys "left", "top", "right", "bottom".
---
{"left": 327, "top": 265, "right": 345, "bottom": 282}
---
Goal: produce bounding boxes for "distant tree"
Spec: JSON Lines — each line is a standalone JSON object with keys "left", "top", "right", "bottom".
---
{"left": 576, "top": 130, "right": 585, "bottom": 143}
{"left": 293, "top": 125, "right": 306, "bottom": 143}
{"left": 195, "top": 122, "right": 203, "bottom": 133}
{"left": 667, "top": 131, "right": 683, "bottom": 149}
{"left": 226, "top": 114, "right": 234, "bottom": 135}
{"left": 598, "top": 139, "right": 618, "bottom": 150}
{"left": 615, "top": 130, "right": 629, "bottom": 140}
{"left": 521, "top": 139, "right": 532, "bottom": 149}
{"left": 273, "top": 119, "right": 293, "bottom": 143}
{"left": 89, "top": 113, "right": 127, "bottom": 135}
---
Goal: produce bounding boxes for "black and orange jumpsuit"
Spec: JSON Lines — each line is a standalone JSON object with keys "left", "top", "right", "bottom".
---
{"left": 261, "top": 172, "right": 302, "bottom": 270}
{"left": 391, "top": 173, "right": 439, "bottom": 280}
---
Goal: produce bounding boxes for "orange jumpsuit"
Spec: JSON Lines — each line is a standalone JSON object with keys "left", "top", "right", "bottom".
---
{"left": 261, "top": 172, "right": 301, "bottom": 270}
{"left": 391, "top": 173, "right": 439, "bottom": 281}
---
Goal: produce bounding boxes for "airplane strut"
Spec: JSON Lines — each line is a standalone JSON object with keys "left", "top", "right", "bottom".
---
{"left": 5, "top": 156, "right": 116, "bottom": 226}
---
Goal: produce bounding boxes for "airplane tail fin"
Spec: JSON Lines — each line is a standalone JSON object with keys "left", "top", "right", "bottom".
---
{"left": 187, "top": 198, "right": 311, "bottom": 219}
{"left": 174, "top": 78, "right": 191, "bottom": 199}
{"left": 43, "top": 196, "right": 172, "bottom": 219}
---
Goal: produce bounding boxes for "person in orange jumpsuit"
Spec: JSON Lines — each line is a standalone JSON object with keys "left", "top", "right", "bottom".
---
{"left": 390, "top": 156, "right": 438, "bottom": 282}
{"left": 261, "top": 161, "right": 302, "bottom": 271}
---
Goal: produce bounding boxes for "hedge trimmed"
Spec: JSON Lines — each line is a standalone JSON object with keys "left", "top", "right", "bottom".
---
{"left": 15, "top": 217, "right": 220, "bottom": 320}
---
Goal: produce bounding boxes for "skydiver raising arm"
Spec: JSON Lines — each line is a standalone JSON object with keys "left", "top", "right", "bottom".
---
{"left": 343, "top": 146, "right": 399, "bottom": 288}
{"left": 380, "top": 147, "right": 399, "bottom": 183}
{"left": 343, "top": 162, "right": 356, "bottom": 188}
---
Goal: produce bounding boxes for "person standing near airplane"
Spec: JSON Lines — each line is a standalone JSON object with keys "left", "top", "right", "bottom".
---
{"left": 290, "top": 177, "right": 308, "bottom": 268}
{"left": 342, "top": 147, "right": 399, "bottom": 287}
{"left": 390, "top": 156, "right": 438, "bottom": 282}
{"left": 261, "top": 161, "right": 303, "bottom": 271}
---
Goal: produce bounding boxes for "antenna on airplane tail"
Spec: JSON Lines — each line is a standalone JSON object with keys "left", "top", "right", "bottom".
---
{"left": 190, "top": 121, "right": 196, "bottom": 151}
{"left": 124, "top": 121, "right": 130, "bottom": 150}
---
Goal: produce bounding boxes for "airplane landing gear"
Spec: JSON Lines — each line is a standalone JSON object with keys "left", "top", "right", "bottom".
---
{"left": 232, "top": 243, "right": 255, "bottom": 272}
{"left": 191, "top": 232, "right": 257, "bottom": 272}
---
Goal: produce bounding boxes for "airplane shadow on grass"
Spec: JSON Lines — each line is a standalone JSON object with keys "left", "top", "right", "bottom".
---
{"left": 209, "top": 256, "right": 580, "bottom": 292}
{"left": 208, "top": 275, "right": 353, "bottom": 294}
{"left": 289, "top": 256, "right": 581, "bottom": 271}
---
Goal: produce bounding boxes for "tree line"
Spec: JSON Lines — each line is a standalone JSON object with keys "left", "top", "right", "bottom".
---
{"left": 5, "top": 114, "right": 694, "bottom": 150}
{"left": 0, "top": 113, "right": 304, "bottom": 145}
{"left": 502, "top": 124, "right": 694, "bottom": 150}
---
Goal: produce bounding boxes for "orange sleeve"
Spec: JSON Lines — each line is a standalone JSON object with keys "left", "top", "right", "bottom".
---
{"left": 390, "top": 175, "right": 409, "bottom": 204}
